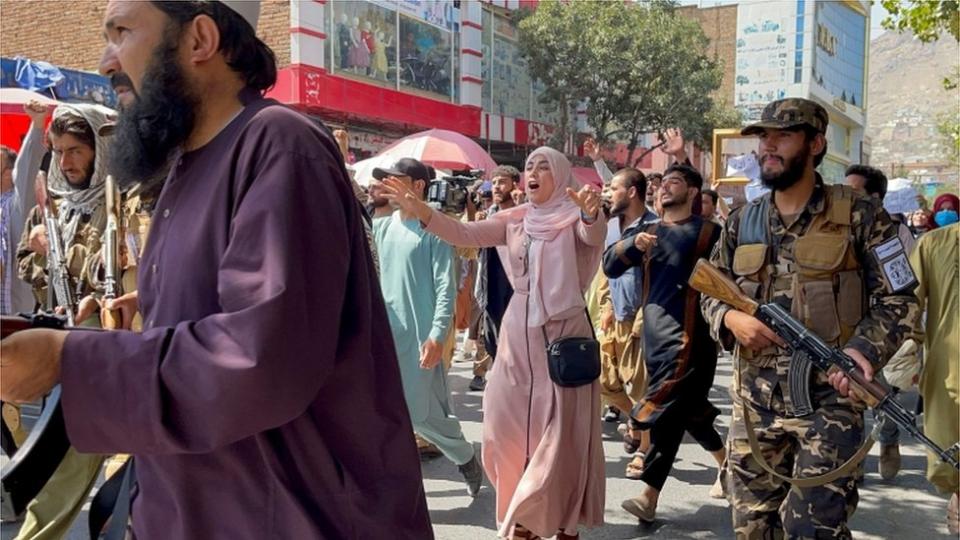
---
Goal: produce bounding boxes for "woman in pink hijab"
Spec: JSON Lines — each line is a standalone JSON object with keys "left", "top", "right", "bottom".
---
{"left": 383, "top": 147, "right": 606, "bottom": 539}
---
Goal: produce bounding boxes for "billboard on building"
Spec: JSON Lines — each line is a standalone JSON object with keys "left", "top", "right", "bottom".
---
{"left": 734, "top": 1, "right": 805, "bottom": 122}
{"left": 329, "top": 0, "right": 460, "bottom": 101}
{"left": 811, "top": 1, "right": 866, "bottom": 109}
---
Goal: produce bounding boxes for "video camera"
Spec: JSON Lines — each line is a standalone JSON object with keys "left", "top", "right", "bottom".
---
{"left": 427, "top": 169, "right": 485, "bottom": 214}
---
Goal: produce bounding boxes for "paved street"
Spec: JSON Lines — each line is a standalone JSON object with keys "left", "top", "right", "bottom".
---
{"left": 424, "top": 354, "right": 954, "bottom": 540}
{"left": 2, "top": 353, "right": 953, "bottom": 540}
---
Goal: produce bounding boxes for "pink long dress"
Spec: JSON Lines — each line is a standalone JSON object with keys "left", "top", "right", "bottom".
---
{"left": 426, "top": 206, "right": 606, "bottom": 538}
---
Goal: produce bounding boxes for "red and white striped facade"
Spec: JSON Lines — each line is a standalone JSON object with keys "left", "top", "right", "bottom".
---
{"left": 268, "top": 0, "right": 555, "bottom": 154}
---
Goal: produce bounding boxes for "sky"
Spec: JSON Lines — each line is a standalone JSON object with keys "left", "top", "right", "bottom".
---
{"left": 676, "top": 0, "right": 890, "bottom": 41}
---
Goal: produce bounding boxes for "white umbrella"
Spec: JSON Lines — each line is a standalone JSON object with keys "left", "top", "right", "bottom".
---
{"left": 351, "top": 129, "right": 496, "bottom": 187}
{"left": 0, "top": 87, "right": 59, "bottom": 114}
{"left": 0, "top": 87, "right": 59, "bottom": 105}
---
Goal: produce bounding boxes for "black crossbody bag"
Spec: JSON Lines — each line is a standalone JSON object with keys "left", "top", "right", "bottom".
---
{"left": 524, "top": 234, "right": 601, "bottom": 387}
{"left": 541, "top": 309, "right": 601, "bottom": 387}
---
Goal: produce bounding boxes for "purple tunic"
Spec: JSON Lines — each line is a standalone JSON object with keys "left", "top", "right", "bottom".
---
{"left": 60, "top": 93, "right": 433, "bottom": 539}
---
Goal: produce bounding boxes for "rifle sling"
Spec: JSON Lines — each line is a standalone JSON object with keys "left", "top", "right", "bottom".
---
{"left": 741, "top": 402, "right": 874, "bottom": 488}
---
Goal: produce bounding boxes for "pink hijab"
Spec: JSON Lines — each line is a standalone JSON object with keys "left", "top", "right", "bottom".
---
{"left": 521, "top": 147, "right": 592, "bottom": 327}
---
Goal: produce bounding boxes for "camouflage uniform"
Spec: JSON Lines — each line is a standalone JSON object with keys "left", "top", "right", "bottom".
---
{"left": 16, "top": 203, "right": 104, "bottom": 314}
{"left": 11, "top": 104, "right": 116, "bottom": 540}
{"left": 700, "top": 98, "right": 921, "bottom": 539}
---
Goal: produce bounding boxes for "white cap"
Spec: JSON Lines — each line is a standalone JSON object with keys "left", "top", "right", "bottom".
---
{"left": 219, "top": 0, "right": 260, "bottom": 30}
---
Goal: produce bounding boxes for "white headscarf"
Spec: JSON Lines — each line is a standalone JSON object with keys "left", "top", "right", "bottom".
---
{"left": 46, "top": 103, "right": 115, "bottom": 242}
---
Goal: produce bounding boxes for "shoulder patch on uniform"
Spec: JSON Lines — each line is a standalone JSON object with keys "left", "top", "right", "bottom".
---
{"left": 872, "top": 237, "right": 916, "bottom": 292}
{"left": 881, "top": 253, "right": 916, "bottom": 292}
{"left": 874, "top": 236, "right": 903, "bottom": 260}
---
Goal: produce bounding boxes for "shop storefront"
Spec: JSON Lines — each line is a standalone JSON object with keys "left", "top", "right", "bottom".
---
{"left": 268, "top": 1, "right": 563, "bottom": 164}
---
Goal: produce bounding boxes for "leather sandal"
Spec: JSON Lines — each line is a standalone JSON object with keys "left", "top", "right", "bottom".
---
{"left": 512, "top": 524, "right": 541, "bottom": 540}
{"left": 622, "top": 429, "right": 641, "bottom": 454}
{"left": 625, "top": 452, "right": 646, "bottom": 480}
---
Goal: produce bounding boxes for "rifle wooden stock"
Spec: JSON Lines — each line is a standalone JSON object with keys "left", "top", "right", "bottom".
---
{"left": 1, "top": 316, "right": 34, "bottom": 339}
{"left": 100, "top": 308, "right": 122, "bottom": 330}
{"left": 825, "top": 365, "right": 885, "bottom": 408}
{"left": 689, "top": 259, "right": 759, "bottom": 316}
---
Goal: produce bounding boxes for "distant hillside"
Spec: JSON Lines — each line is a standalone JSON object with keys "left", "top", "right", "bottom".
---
{"left": 867, "top": 29, "right": 959, "bottom": 181}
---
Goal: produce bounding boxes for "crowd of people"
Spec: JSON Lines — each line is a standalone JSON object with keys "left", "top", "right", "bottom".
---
{"left": 0, "top": 1, "right": 957, "bottom": 540}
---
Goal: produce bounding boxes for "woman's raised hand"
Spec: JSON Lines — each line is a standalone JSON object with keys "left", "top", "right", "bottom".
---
{"left": 381, "top": 178, "right": 433, "bottom": 223}
{"left": 566, "top": 185, "right": 601, "bottom": 220}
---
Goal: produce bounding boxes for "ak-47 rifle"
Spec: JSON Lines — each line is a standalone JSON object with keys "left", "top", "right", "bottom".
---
{"left": 37, "top": 159, "right": 76, "bottom": 325}
{"left": 101, "top": 175, "right": 123, "bottom": 330}
{"left": 689, "top": 259, "right": 960, "bottom": 471}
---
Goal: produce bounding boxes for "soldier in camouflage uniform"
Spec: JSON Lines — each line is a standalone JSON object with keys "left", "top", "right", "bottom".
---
{"left": 11, "top": 103, "right": 116, "bottom": 540}
{"left": 16, "top": 104, "right": 115, "bottom": 325}
{"left": 700, "top": 98, "right": 921, "bottom": 539}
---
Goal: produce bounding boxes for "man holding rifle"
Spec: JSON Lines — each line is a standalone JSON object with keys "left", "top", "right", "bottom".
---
{"left": 700, "top": 98, "right": 922, "bottom": 539}
{"left": 10, "top": 102, "right": 115, "bottom": 540}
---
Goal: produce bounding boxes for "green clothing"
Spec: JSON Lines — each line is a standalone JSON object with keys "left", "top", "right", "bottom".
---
{"left": 910, "top": 224, "right": 959, "bottom": 494}
{"left": 14, "top": 450, "right": 104, "bottom": 540}
{"left": 373, "top": 213, "right": 473, "bottom": 465}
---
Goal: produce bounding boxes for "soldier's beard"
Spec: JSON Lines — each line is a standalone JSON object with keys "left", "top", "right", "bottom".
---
{"left": 761, "top": 145, "right": 809, "bottom": 191}
{"left": 109, "top": 33, "right": 199, "bottom": 189}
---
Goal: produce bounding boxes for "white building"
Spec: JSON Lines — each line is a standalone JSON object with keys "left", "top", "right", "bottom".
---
{"left": 733, "top": 0, "right": 870, "bottom": 182}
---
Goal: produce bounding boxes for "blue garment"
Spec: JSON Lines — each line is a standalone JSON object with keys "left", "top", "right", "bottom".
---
{"left": 373, "top": 213, "right": 474, "bottom": 465}
{"left": 934, "top": 209, "right": 959, "bottom": 227}
{"left": 606, "top": 211, "right": 658, "bottom": 321}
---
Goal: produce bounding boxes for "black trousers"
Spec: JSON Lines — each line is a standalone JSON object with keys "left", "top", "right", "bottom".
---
{"left": 640, "top": 397, "right": 724, "bottom": 491}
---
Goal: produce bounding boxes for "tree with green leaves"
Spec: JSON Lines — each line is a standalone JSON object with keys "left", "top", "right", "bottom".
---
{"left": 881, "top": 0, "right": 959, "bottom": 43}
{"left": 516, "top": 0, "right": 739, "bottom": 161}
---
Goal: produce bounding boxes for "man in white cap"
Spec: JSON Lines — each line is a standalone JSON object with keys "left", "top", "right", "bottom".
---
{"left": 1, "top": 1, "right": 433, "bottom": 538}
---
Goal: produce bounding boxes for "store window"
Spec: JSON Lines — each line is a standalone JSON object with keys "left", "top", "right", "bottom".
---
{"left": 478, "top": 6, "right": 558, "bottom": 123}
{"left": 530, "top": 80, "right": 559, "bottom": 125}
{"left": 492, "top": 38, "right": 531, "bottom": 118}
{"left": 399, "top": 15, "right": 454, "bottom": 99}
{"left": 811, "top": 1, "right": 866, "bottom": 108}
{"left": 331, "top": 1, "right": 398, "bottom": 88}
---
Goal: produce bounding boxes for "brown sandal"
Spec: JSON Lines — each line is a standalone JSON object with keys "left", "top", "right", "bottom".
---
{"left": 623, "top": 429, "right": 642, "bottom": 454}
{"left": 625, "top": 452, "right": 646, "bottom": 480}
{"left": 512, "top": 524, "right": 541, "bottom": 540}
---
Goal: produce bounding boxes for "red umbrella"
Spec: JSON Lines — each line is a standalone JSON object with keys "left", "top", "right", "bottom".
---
{"left": 571, "top": 167, "right": 603, "bottom": 188}
{"left": 0, "top": 88, "right": 58, "bottom": 151}
{"left": 0, "top": 88, "right": 58, "bottom": 114}
{"left": 353, "top": 129, "right": 497, "bottom": 185}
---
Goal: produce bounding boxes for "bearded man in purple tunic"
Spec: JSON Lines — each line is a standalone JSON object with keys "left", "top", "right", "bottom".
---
{"left": 0, "top": 1, "right": 433, "bottom": 538}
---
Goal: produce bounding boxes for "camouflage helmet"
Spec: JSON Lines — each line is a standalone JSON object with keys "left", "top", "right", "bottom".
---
{"left": 741, "top": 98, "right": 829, "bottom": 136}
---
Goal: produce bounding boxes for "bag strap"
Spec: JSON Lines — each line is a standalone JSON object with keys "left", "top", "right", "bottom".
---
{"left": 681, "top": 220, "right": 717, "bottom": 337}
{"left": 525, "top": 232, "right": 597, "bottom": 345}
{"left": 741, "top": 404, "right": 874, "bottom": 488}
{"left": 640, "top": 223, "right": 659, "bottom": 307}
{"left": 540, "top": 308, "right": 596, "bottom": 345}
